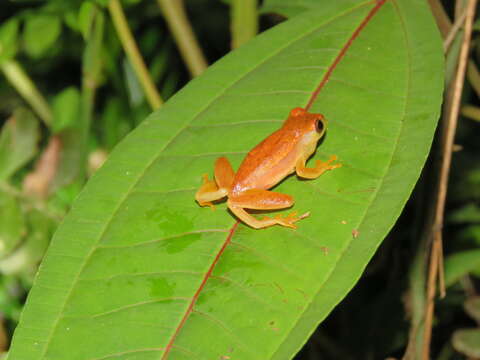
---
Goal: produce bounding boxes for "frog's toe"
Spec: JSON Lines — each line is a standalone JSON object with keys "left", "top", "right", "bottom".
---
{"left": 199, "top": 201, "right": 216, "bottom": 210}
{"left": 275, "top": 211, "right": 310, "bottom": 228}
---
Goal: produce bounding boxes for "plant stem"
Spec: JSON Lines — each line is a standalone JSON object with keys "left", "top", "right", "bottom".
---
{"left": 1, "top": 60, "right": 52, "bottom": 127}
{"left": 231, "top": 0, "right": 258, "bottom": 49}
{"left": 427, "top": 0, "right": 452, "bottom": 37}
{"left": 50, "top": 4, "right": 105, "bottom": 191}
{"left": 108, "top": 0, "right": 162, "bottom": 110}
{"left": 443, "top": 8, "right": 467, "bottom": 52}
{"left": 156, "top": 0, "right": 208, "bottom": 77}
{"left": 422, "top": 0, "right": 477, "bottom": 359}
{"left": 82, "top": 7, "right": 104, "bottom": 136}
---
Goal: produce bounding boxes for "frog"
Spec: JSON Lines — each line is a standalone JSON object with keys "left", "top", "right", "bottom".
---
{"left": 195, "top": 107, "right": 341, "bottom": 229}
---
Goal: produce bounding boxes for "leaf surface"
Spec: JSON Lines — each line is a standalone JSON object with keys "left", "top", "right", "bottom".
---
{"left": 262, "top": 0, "right": 322, "bottom": 17}
{"left": 8, "top": 1, "right": 443, "bottom": 359}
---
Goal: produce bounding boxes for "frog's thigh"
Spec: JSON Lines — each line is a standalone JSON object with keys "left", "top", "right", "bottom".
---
{"left": 214, "top": 156, "right": 235, "bottom": 190}
{"left": 228, "top": 189, "right": 294, "bottom": 210}
{"left": 227, "top": 190, "right": 294, "bottom": 229}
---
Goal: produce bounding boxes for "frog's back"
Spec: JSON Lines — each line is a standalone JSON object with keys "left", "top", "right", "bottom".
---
{"left": 231, "top": 129, "right": 301, "bottom": 194}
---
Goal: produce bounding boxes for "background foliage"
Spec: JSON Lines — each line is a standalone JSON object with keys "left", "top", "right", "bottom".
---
{"left": 0, "top": 0, "right": 478, "bottom": 359}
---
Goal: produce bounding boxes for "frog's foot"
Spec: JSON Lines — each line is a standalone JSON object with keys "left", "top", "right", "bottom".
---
{"left": 262, "top": 211, "right": 310, "bottom": 229}
{"left": 296, "top": 155, "right": 341, "bottom": 179}
{"left": 315, "top": 155, "right": 342, "bottom": 172}
{"left": 195, "top": 173, "right": 228, "bottom": 210}
{"left": 201, "top": 201, "right": 216, "bottom": 210}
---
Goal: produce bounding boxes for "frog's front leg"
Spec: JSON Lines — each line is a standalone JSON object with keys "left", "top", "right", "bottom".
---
{"left": 296, "top": 155, "right": 341, "bottom": 179}
{"left": 195, "top": 157, "right": 234, "bottom": 208}
{"left": 228, "top": 189, "right": 308, "bottom": 229}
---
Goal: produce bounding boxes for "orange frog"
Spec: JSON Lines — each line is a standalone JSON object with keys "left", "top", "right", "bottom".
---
{"left": 195, "top": 107, "right": 341, "bottom": 229}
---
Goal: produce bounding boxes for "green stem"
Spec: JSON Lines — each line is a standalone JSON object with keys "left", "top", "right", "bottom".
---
{"left": 51, "top": 4, "right": 105, "bottom": 190}
{"left": 82, "top": 5, "right": 104, "bottom": 139}
{"left": 156, "top": 0, "right": 208, "bottom": 77}
{"left": 231, "top": 0, "right": 258, "bottom": 49}
{"left": 108, "top": 0, "right": 162, "bottom": 110}
{"left": 1, "top": 60, "right": 52, "bottom": 127}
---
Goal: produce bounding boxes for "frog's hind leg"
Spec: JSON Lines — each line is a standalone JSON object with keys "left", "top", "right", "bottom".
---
{"left": 228, "top": 189, "right": 309, "bottom": 229}
{"left": 195, "top": 157, "right": 235, "bottom": 208}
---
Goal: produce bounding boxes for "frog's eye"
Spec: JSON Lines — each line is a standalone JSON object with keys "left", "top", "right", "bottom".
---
{"left": 315, "top": 119, "right": 325, "bottom": 133}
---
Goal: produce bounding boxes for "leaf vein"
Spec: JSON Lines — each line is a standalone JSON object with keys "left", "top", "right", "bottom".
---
{"left": 192, "top": 309, "right": 255, "bottom": 356}
{"left": 90, "top": 297, "right": 191, "bottom": 319}
{"left": 95, "top": 229, "right": 228, "bottom": 250}
{"left": 230, "top": 240, "right": 302, "bottom": 279}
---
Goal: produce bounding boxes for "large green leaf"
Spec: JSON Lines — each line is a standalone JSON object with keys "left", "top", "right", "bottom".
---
{"left": 8, "top": 1, "right": 443, "bottom": 359}
{"left": 262, "top": 0, "right": 323, "bottom": 17}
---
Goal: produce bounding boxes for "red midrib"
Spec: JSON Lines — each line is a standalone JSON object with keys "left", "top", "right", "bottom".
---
{"left": 305, "top": 0, "right": 387, "bottom": 111}
{"left": 161, "top": 1, "right": 386, "bottom": 357}
{"left": 161, "top": 222, "right": 239, "bottom": 359}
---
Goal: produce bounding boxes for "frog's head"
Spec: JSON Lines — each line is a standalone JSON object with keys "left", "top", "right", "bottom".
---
{"left": 282, "top": 107, "right": 328, "bottom": 159}
{"left": 284, "top": 107, "right": 328, "bottom": 140}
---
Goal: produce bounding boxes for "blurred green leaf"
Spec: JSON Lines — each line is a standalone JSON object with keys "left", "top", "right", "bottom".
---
{"left": 63, "top": 10, "right": 80, "bottom": 32}
{"left": 0, "top": 18, "right": 20, "bottom": 65}
{"left": 452, "top": 329, "right": 480, "bottom": 358}
{"left": 160, "top": 68, "right": 180, "bottom": 100}
{"left": 474, "top": 18, "right": 480, "bottom": 31}
{"left": 8, "top": 1, "right": 443, "bottom": 359}
{"left": 0, "top": 209, "right": 54, "bottom": 279}
{"left": 94, "top": 0, "right": 141, "bottom": 8}
{"left": 52, "top": 87, "right": 81, "bottom": 134}
{"left": 51, "top": 6, "right": 105, "bottom": 191}
{"left": 82, "top": 6, "right": 104, "bottom": 88}
{"left": 149, "top": 47, "right": 169, "bottom": 82}
{"left": 78, "top": 1, "right": 96, "bottom": 40}
{"left": 93, "top": 0, "right": 109, "bottom": 8}
{"left": 457, "top": 224, "right": 480, "bottom": 245}
{"left": 451, "top": 166, "right": 480, "bottom": 202}
{"left": 444, "top": 249, "right": 480, "bottom": 287}
{"left": 0, "top": 192, "right": 25, "bottom": 259}
{"left": 448, "top": 203, "right": 480, "bottom": 224}
{"left": 99, "top": 98, "right": 132, "bottom": 150}
{"left": 23, "top": 14, "right": 62, "bottom": 58}
{"left": 465, "top": 297, "right": 480, "bottom": 323}
{"left": 0, "top": 108, "right": 39, "bottom": 181}
{"left": 123, "top": 58, "right": 145, "bottom": 107}
{"left": 49, "top": 183, "right": 83, "bottom": 218}
{"left": 0, "top": 276, "right": 23, "bottom": 322}
{"left": 49, "top": 131, "right": 83, "bottom": 192}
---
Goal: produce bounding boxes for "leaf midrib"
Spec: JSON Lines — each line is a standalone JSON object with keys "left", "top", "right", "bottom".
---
{"left": 271, "top": 1, "right": 413, "bottom": 357}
